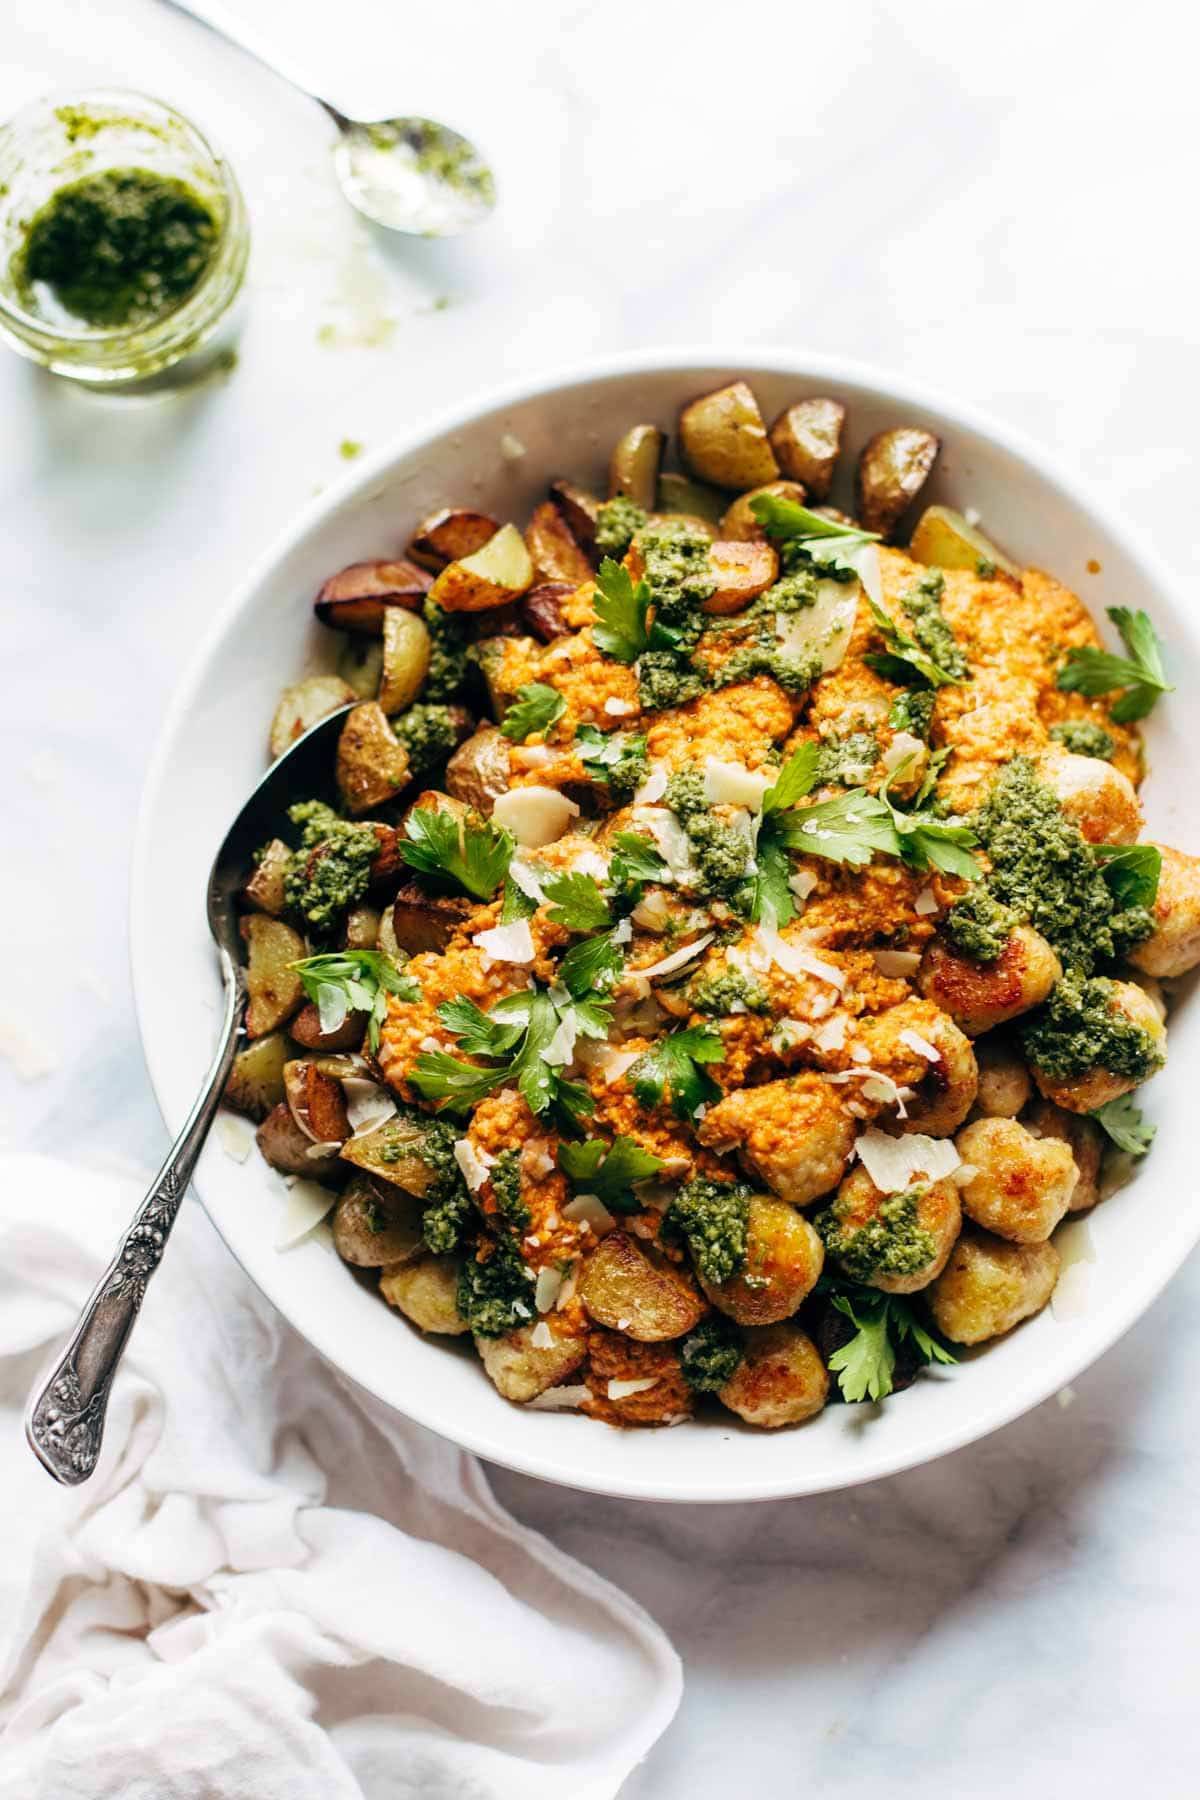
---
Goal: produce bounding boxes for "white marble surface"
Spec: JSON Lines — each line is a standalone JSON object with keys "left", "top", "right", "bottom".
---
{"left": 3, "top": 0, "right": 1200, "bottom": 1792}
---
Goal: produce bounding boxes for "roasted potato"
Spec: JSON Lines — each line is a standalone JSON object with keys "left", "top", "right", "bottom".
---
{"left": 549, "top": 480, "right": 600, "bottom": 551}
{"left": 255, "top": 1101, "right": 336, "bottom": 1177}
{"left": 335, "top": 702, "right": 411, "bottom": 814}
{"left": 609, "top": 423, "right": 665, "bottom": 510}
{"left": 578, "top": 1230, "right": 704, "bottom": 1341}
{"left": 928, "top": 1229, "right": 1060, "bottom": 1345}
{"left": 313, "top": 559, "right": 430, "bottom": 634}
{"left": 342, "top": 904, "right": 381, "bottom": 950}
{"left": 339, "top": 1111, "right": 452, "bottom": 1199}
{"left": 1029, "top": 979, "right": 1167, "bottom": 1113}
{"left": 767, "top": 397, "right": 845, "bottom": 500}
{"left": 820, "top": 1166, "right": 961, "bottom": 1293}
{"left": 955, "top": 1117, "right": 1076, "bottom": 1243}
{"left": 918, "top": 925, "right": 1061, "bottom": 1037}
{"left": 429, "top": 522, "right": 534, "bottom": 613}
{"left": 718, "top": 480, "right": 808, "bottom": 542}
{"left": 717, "top": 1323, "right": 829, "bottom": 1428}
{"left": 223, "top": 1031, "right": 290, "bottom": 1120}
{"left": 678, "top": 381, "right": 779, "bottom": 491}
{"left": 268, "top": 674, "right": 356, "bottom": 761}
{"left": 283, "top": 1058, "right": 351, "bottom": 1146}
{"left": 472, "top": 634, "right": 535, "bottom": 715}
{"left": 1025, "top": 1099, "right": 1104, "bottom": 1214}
{"left": 856, "top": 426, "right": 940, "bottom": 538}
{"left": 336, "top": 636, "right": 385, "bottom": 699}
{"left": 477, "top": 1321, "right": 588, "bottom": 1402}
{"left": 702, "top": 539, "right": 780, "bottom": 615}
{"left": 524, "top": 500, "right": 593, "bottom": 585}
{"left": 239, "top": 914, "right": 305, "bottom": 1037}
{"left": 380, "top": 1255, "right": 468, "bottom": 1334}
{"left": 656, "top": 470, "right": 726, "bottom": 525}
{"left": 332, "top": 1175, "right": 425, "bottom": 1266}
{"left": 520, "top": 581, "right": 574, "bottom": 642}
{"left": 700, "top": 1195, "right": 824, "bottom": 1325}
{"left": 1129, "top": 844, "right": 1200, "bottom": 977}
{"left": 390, "top": 879, "right": 474, "bottom": 953}
{"left": 406, "top": 507, "right": 499, "bottom": 573}
{"left": 241, "top": 838, "right": 291, "bottom": 916}
{"left": 909, "top": 504, "right": 1019, "bottom": 578}
{"left": 289, "top": 1001, "right": 366, "bottom": 1052}
{"left": 377, "top": 608, "right": 432, "bottom": 716}
{"left": 973, "top": 1036, "right": 1033, "bottom": 1118}
{"left": 445, "top": 724, "right": 512, "bottom": 814}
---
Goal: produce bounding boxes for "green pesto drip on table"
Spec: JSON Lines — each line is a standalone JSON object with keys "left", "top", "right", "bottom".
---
{"left": 14, "top": 167, "right": 219, "bottom": 328}
{"left": 815, "top": 1185, "right": 936, "bottom": 1284}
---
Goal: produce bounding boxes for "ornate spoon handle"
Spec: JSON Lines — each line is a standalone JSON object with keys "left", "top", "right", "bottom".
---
{"left": 26, "top": 950, "right": 245, "bottom": 1485}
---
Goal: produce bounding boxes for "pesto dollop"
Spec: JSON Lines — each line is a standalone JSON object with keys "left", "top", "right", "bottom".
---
{"left": 664, "top": 1176, "right": 751, "bottom": 1286}
{"left": 815, "top": 731, "right": 878, "bottom": 788}
{"left": 457, "top": 1233, "right": 532, "bottom": 1336}
{"left": 594, "top": 494, "right": 647, "bottom": 559}
{"left": 943, "top": 884, "right": 1019, "bottom": 963}
{"left": 888, "top": 688, "right": 935, "bottom": 739}
{"left": 1020, "top": 973, "right": 1164, "bottom": 1081}
{"left": 902, "top": 571, "right": 969, "bottom": 682}
{"left": 425, "top": 600, "right": 471, "bottom": 701}
{"left": 666, "top": 770, "right": 754, "bottom": 897}
{"left": 1049, "top": 719, "right": 1115, "bottom": 760}
{"left": 283, "top": 800, "right": 377, "bottom": 936}
{"left": 815, "top": 1185, "right": 936, "bottom": 1284}
{"left": 16, "top": 167, "right": 218, "bottom": 328}
{"left": 690, "top": 967, "right": 769, "bottom": 1017}
{"left": 392, "top": 703, "right": 462, "bottom": 779}
{"left": 680, "top": 1316, "right": 744, "bottom": 1391}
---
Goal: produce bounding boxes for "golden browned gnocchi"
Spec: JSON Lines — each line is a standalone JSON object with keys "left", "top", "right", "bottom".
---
{"left": 818, "top": 1165, "right": 961, "bottom": 1293}
{"left": 918, "top": 925, "right": 1061, "bottom": 1037}
{"left": 717, "top": 1324, "right": 829, "bottom": 1428}
{"left": 928, "top": 1230, "right": 1061, "bottom": 1345}
{"left": 973, "top": 1038, "right": 1034, "bottom": 1118}
{"left": 954, "top": 1117, "right": 1077, "bottom": 1243}
{"left": 699, "top": 1196, "right": 824, "bottom": 1325}
{"left": 1129, "top": 845, "right": 1200, "bottom": 977}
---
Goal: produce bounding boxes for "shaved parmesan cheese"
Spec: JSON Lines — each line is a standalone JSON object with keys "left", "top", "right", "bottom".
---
{"left": 579, "top": 1042, "right": 641, "bottom": 1085}
{"left": 813, "top": 1015, "right": 847, "bottom": 1052}
{"left": 639, "top": 932, "right": 714, "bottom": 982}
{"left": 843, "top": 542, "right": 883, "bottom": 605}
{"left": 756, "top": 926, "right": 845, "bottom": 989}
{"left": 572, "top": 848, "right": 610, "bottom": 881}
{"left": 492, "top": 785, "right": 579, "bottom": 848}
{"left": 607, "top": 1377, "right": 658, "bottom": 1400}
{"left": 275, "top": 1180, "right": 337, "bottom": 1249}
{"left": 555, "top": 1266, "right": 579, "bottom": 1310}
{"left": 473, "top": 918, "right": 535, "bottom": 965}
{"left": 612, "top": 916, "right": 633, "bottom": 944}
{"left": 850, "top": 1044, "right": 871, "bottom": 1065}
{"left": 915, "top": 886, "right": 939, "bottom": 916}
{"left": 526, "top": 1140, "right": 555, "bottom": 1178}
{"left": 507, "top": 857, "right": 547, "bottom": 902}
{"left": 825, "top": 1068, "right": 907, "bottom": 1117}
{"left": 535, "top": 1266, "right": 564, "bottom": 1313}
{"left": 563, "top": 1193, "right": 617, "bottom": 1235}
{"left": 499, "top": 432, "right": 526, "bottom": 462}
{"left": 881, "top": 732, "right": 926, "bottom": 779}
{"left": 544, "top": 1009, "right": 577, "bottom": 1068}
{"left": 637, "top": 807, "right": 698, "bottom": 884}
{"left": 527, "top": 1383, "right": 590, "bottom": 1411}
{"left": 604, "top": 697, "right": 636, "bottom": 716}
{"left": 899, "top": 1027, "right": 941, "bottom": 1063}
{"left": 631, "top": 888, "right": 673, "bottom": 931}
{"left": 771, "top": 1019, "right": 812, "bottom": 1054}
{"left": 216, "top": 1112, "right": 255, "bottom": 1162}
{"left": 454, "top": 1139, "right": 491, "bottom": 1192}
{"left": 529, "top": 1321, "right": 555, "bottom": 1349}
{"left": 789, "top": 869, "right": 818, "bottom": 902}
{"left": 703, "top": 756, "right": 773, "bottom": 811}
{"left": 873, "top": 949, "right": 922, "bottom": 978}
{"left": 511, "top": 744, "right": 554, "bottom": 769}
{"left": 344, "top": 1078, "right": 398, "bottom": 1137}
{"left": 855, "top": 1127, "right": 960, "bottom": 1191}
{"left": 634, "top": 763, "right": 669, "bottom": 804}
{"left": 776, "top": 575, "right": 859, "bottom": 673}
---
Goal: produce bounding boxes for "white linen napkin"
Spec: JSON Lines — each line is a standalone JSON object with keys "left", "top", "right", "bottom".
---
{"left": 0, "top": 1154, "right": 680, "bottom": 1798}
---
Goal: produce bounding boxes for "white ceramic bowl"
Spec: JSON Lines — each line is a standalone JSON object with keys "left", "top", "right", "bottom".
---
{"left": 132, "top": 349, "right": 1200, "bottom": 1503}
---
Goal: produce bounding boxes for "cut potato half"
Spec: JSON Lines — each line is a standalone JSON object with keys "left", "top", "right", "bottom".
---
{"left": 678, "top": 381, "right": 779, "bottom": 491}
{"left": 429, "top": 523, "right": 534, "bottom": 612}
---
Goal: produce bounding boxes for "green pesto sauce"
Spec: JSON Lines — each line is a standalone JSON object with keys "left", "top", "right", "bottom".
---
{"left": 641, "top": 521, "right": 715, "bottom": 654}
{"left": 943, "top": 883, "right": 1019, "bottom": 963}
{"left": 970, "top": 757, "right": 1152, "bottom": 973}
{"left": 666, "top": 770, "right": 754, "bottom": 896}
{"left": 665, "top": 1176, "right": 751, "bottom": 1286}
{"left": 489, "top": 1147, "right": 530, "bottom": 1232}
{"left": 1049, "top": 719, "right": 1115, "bottom": 760}
{"left": 1021, "top": 972, "right": 1164, "bottom": 1081}
{"left": 636, "top": 648, "right": 708, "bottom": 712}
{"left": 457, "top": 1232, "right": 531, "bottom": 1337}
{"left": 393, "top": 703, "right": 461, "bottom": 780}
{"left": 712, "top": 640, "right": 819, "bottom": 695}
{"left": 680, "top": 1316, "right": 744, "bottom": 1391}
{"left": 902, "top": 571, "right": 970, "bottom": 682}
{"left": 424, "top": 600, "right": 471, "bottom": 701}
{"left": 16, "top": 166, "right": 218, "bottom": 328}
{"left": 574, "top": 724, "right": 648, "bottom": 801}
{"left": 888, "top": 687, "right": 935, "bottom": 739}
{"left": 816, "top": 1185, "right": 936, "bottom": 1283}
{"left": 815, "top": 731, "right": 878, "bottom": 788}
{"left": 689, "top": 967, "right": 769, "bottom": 1017}
{"left": 594, "top": 494, "right": 647, "bottom": 559}
{"left": 283, "top": 800, "right": 377, "bottom": 936}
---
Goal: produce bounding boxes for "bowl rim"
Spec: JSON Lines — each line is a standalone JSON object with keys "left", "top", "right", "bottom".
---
{"left": 131, "top": 345, "right": 1198, "bottom": 1502}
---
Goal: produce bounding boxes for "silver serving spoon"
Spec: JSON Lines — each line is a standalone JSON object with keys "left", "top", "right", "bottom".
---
{"left": 26, "top": 704, "right": 354, "bottom": 1486}
{"left": 164, "top": 0, "right": 496, "bottom": 236}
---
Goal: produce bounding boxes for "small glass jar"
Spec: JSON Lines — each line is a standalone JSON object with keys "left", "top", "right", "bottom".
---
{"left": 0, "top": 89, "right": 249, "bottom": 387}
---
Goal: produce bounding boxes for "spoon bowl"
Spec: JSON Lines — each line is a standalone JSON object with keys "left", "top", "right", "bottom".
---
{"left": 331, "top": 114, "right": 496, "bottom": 238}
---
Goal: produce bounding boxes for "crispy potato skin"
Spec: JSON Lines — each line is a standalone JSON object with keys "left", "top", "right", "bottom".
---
{"left": 918, "top": 926, "right": 1061, "bottom": 1037}
{"left": 609, "top": 424, "right": 665, "bottom": 510}
{"left": 380, "top": 1255, "right": 468, "bottom": 1334}
{"left": 928, "top": 1229, "right": 1060, "bottom": 1345}
{"left": 240, "top": 914, "right": 305, "bottom": 1037}
{"left": 549, "top": 480, "right": 600, "bottom": 549}
{"left": 268, "top": 675, "right": 356, "bottom": 761}
{"left": 1129, "top": 844, "right": 1200, "bottom": 977}
{"left": 702, "top": 539, "right": 780, "bottom": 614}
{"left": 1025, "top": 1099, "right": 1104, "bottom": 1213}
{"left": 338, "top": 1116, "right": 443, "bottom": 1198}
{"left": 223, "top": 1032, "right": 289, "bottom": 1120}
{"left": 379, "top": 609, "right": 432, "bottom": 715}
{"left": 700, "top": 1196, "right": 824, "bottom": 1324}
{"left": 333, "top": 1177, "right": 425, "bottom": 1267}
{"left": 429, "top": 522, "right": 534, "bottom": 612}
{"left": 955, "top": 1117, "right": 1076, "bottom": 1243}
{"left": 718, "top": 1324, "right": 829, "bottom": 1428}
{"left": 524, "top": 501, "right": 594, "bottom": 585}
{"left": 678, "top": 381, "right": 779, "bottom": 491}
{"left": 314, "top": 558, "right": 430, "bottom": 632}
{"left": 520, "top": 581, "right": 575, "bottom": 642}
{"left": 697, "top": 1074, "right": 856, "bottom": 1206}
{"left": 718, "top": 480, "right": 807, "bottom": 541}
{"left": 1029, "top": 980, "right": 1167, "bottom": 1113}
{"left": 445, "top": 724, "right": 512, "bottom": 815}
{"left": 578, "top": 1231, "right": 704, "bottom": 1341}
{"left": 767, "top": 398, "right": 845, "bottom": 499}
{"left": 241, "top": 838, "right": 291, "bottom": 916}
{"left": 255, "top": 1101, "right": 336, "bottom": 1177}
{"left": 284, "top": 1059, "right": 351, "bottom": 1145}
{"left": 856, "top": 427, "right": 940, "bottom": 538}
{"left": 909, "top": 505, "right": 1019, "bottom": 578}
{"left": 407, "top": 508, "right": 499, "bottom": 573}
{"left": 973, "top": 1037, "right": 1033, "bottom": 1118}
{"left": 477, "top": 1322, "right": 588, "bottom": 1402}
{"left": 336, "top": 702, "right": 411, "bottom": 814}
{"left": 583, "top": 1330, "right": 694, "bottom": 1426}
{"left": 827, "top": 1166, "right": 961, "bottom": 1293}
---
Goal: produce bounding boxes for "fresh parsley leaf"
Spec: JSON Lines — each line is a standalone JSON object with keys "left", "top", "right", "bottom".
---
{"left": 762, "top": 741, "right": 820, "bottom": 814}
{"left": 592, "top": 558, "right": 651, "bottom": 663}
{"left": 435, "top": 996, "right": 526, "bottom": 1058}
{"left": 408, "top": 1050, "right": 506, "bottom": 1111}
{"left": 889, "top": 1297, "right": 957, "bottom": 1368}
{"left": 825, "top": 1287, "right": 956, "bottom": 1402}
{"left": 541, "top": 870, "right": 613, "bottom": 933}
{"left": 609, "top": 830, "right": 668, "bottom": 886}
{"left": 1057, "top": 607, "right": 1173, "bottom": 722}
{"left": 500, "top": 682, "right": 565, "bottom": 742}
{"left": 558, "top": 929, "right": 624, "bottom": 998}
{"left": 557, "top": 1134, "right": 665, "bottom": 1210}
{"left": 864, "top": 599, "right": 960, "bottom": 688}
{"left": 500, "top": 875, "right": 537, "bottom": 922}
{"left": 750, "top": 493, "right": 880, "bottom": 581}
{"left": 774, "top": 789, "right": 900, "bottom": 867}
{"left": 1093, "top": 842, "right": 1162, "bottom": 911}
{"left": 880, "top": 756, "right": 981, "bottom": 881}
{"left": 629, "top": 1025, "right": 724, "bottom": 1121}
{"left": 290, "top": 950, "right": 419, "bottom": 1052}
{"left": 1091, "top": 1093, "right": 1156, "bottom": 1155}
{"left": 400, "top": 806, "right": 513, "bottom": 900}
{"left": 508, "top": 990, "right": 561, "bottom": 1115}
{"left": 746, "top": 822, "right": 796, "bottom": 928}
